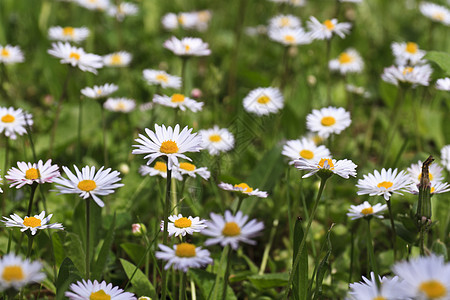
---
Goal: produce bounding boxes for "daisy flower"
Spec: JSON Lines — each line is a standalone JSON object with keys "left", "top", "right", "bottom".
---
{"left": 132, "top": 124, "right": 203, "bottom": 170}
{"left": 419, "top": 2, "right": 450, "bottom": 25}
{"left": 153, "top": 94, "right": 204, "bottom": 112}
{"left": 65, "top": 279, "right": 137, "bottom": 300}
{"left": 218, "top": 182, "right": 268, "bottom": 198}
{"left": 5, "top": 159, "right": 60, "bottom": 188}
{"left": 436, "top": 77, "right": 450, "bottom": 91}
{"left": 52, "top": 165, "right": 124, "bottom": 207}
{"left": 381, "top": 64, "right": 433, "bottom": 87}
{"left": 346, "top": 84, "right": 371, "bottom": 98}
{"left": 442, "top": 145, "right": 450, "bottom": 171}
{"left": 156, "top": 243, "right": 213, "bottom": 272}
{"left": 0, "top": 107, "right": 33, "bottom": 140}
{"left": 48, "top": 42, "right": 103, "bottom": 74}
{"left": 307, "top": 16, "right": 352, "bottom": 40}
{"left": 143, "top": 69, "right": 182, "bottom": 89}
{"left": 408, "top": 180, "right": 450, "bottom": 195}
{"left": 199, "top": 126, "right": 235, "bottom": 156}
{"left": 268, "top": 27, "right": 312, "bottom": 46}
{"left": 2, "top": 211, "right": 63, "bottom": 235}
{"left": 407, "top": 160, "right": 444, "bottom": 185}
{"left": 0, "top": 253, "right": 45, "bottom": 291}
{"left": 162, "top": 214, "right": 207, "bottom": 237}
{"left": 0, "top": 45, "right": 24, "bottom": 64}
{"left": 346, "top": 201, "right": 387, "bottom": 220}
{"left": 161, "top": 13, "right": 182, "bottom": 30}
{"left": 0, "top": 175, "right": 3, "bottom": 193}
{"left": 282, "top": 137, "right": 331, "bottom": 164}
{"left": 306, "top": 106, "right": 351, "bottom": 138}
{"left": 391, "top": 41, "right": 426, "bottom": 66}
{"left": 163, "top": 36, "right": 211, "bottom": 56}
{"left": 81, "top": 83, "right": 118, "bottom": 99}
{"left": 294, "top": 158, "right": 357, "bottom": 179}
{"left": 268, "top": 14, "right": 301, "bottom": 29}
{"left": 76, "top": 0, "right": 110, "bottom": 11}
{"left": 138, "top": 162, "right": 183, "bottom": 181}
{"left": 328, "top": 48, "right": 364, "bottom": 75}
{"left": 356, "top": 168, "right": 412, "bottom": 201}
{"left": 194, "top": 10, "right": 212, "bottom": 31}
{"left": 347, "top": 272, "right": 410, "bottom": 300}
{"left": 175, "top": 162, "right": 210, "bottom": 180}
{"left": 243, "top": 87, "right": 284, "bottom": 116}
{"left": 104, "top": 98, "right": 136, "bottom": 113}
{"left": 392, "top": 254, "right": 450, "bottom": 300}
{"left": 108, "top": 2, "right": 139, "bottom": 21}
{"left": 103, "top": 51, "right": 132, "bottom": 67}
{"left": 202, "top": 210, "right": 264, "bottom": 250}
{"left": 48, "top": 26, "right": 90, "bottom": 43}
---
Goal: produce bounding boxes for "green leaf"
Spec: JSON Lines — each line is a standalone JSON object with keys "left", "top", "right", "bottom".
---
{"left": 64, "top": 233, "right": 85, "bottom": 277}
{"left": 120, "top": 242, "right": 146, "bottom": 267}
{"left": 424, "top": 51, "right": 450, "bottom": 75}
{"left": 120, "top": 258, "right": 157, "bottom": 299}
{"left": 431, "top": 240, "right": 448, "bottom": 260}
{"left": 248, "top": 273, "right": 289, "bottom": 290}
{"left": 293, "top": 217, "right": 308, "bottom": 300}
{"left": 382, "top": 220, "right": 417, "bottom": 244}
{"left": 52, "top": 231, "right": 65, "bottom": 267}
{"left": 92, "top": 214, "right": 115, "bottom": 280}
{"left": 55, "top": 257, "right": 82, "bottom": 300}
{"left": 313, "top": 225, "right": 334, "bottom": 300}
{"left": 189, "top": 268, "right": 237, "bottom": 300}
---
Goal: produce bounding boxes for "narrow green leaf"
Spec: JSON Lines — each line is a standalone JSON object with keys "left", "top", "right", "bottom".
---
{"left": 293, "top": 217, "right": 308, "bottom": 300}
{"left": 120, "top": 242, "right": 146, "bottom": 267}
{"left": 55, "top": 257, "right": 82, "bottom": 300}
{"left": 92, "top": 214, "right": 115, "bottom": 280}
{"left": 248, "top": 273, "right": 288, "bottom": 290}
{"left": 120, "top": 258, "right": 157, "bottom": 299}
{"left": 313, "top": 225, "right": 334, "bottom": 300}
{"left": 189, "top": 268, "right": 237, "bottom": 300}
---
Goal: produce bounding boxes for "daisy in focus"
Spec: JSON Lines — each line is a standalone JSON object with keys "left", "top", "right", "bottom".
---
{"left": 0, "top": 107, "right": 33, "bottom": 140}
{"left": 268, "top": 14, "right": 301, "bottom": 29}
{"left": 103, "top": 51, "right": 132, "bottom": 67}
{"left": 407, "top": 160, "right": 444, "bottom": 185}
{"left": 347, "top": 272, "right": 410, "bottom": 300}
{"left": 143, "top": 69, "right": 182, "bottom": 89}
{"left": 202, "top": 210, "right": 264, "bottom": 250}
{"left": 268, "top": 27, "right": 312, "bottom": 46}
{"left": 381, "top": 64, "right": 433, "bottom": 87}
{"left": 132, "top": 124, "right": 203, "bottom": 170}
{"left": 81, "top": 83, "right": 118, "bottom": 99}
{"left": 108, "top": 2, "right": 139, "bottom": 21}
{"left": 52, "top": 165, "right": 124, "bottom": 207}
{"left": 419, "top": 2, "right": 450, "bottom": 25}
{"left": 408, "top": 181, "right": 450, "bottom": 195}
{"left": 219, "top": 182, "right": 268, "bottom": 198}
{"left": 436, "top": 77, "right": 450, "bottom": 91}
{"left": 104, "top": 98, "right": 136, "bottom": 113}
{"left": 0, "top": 253, "right": 45, "bottom": 291}
{"left": 48, "top": 42, "right": 103, "bottom": 74}
{"left": 48, "top": 26, "right": 90, "bottom": 43}
{"left": 356, "top": 168, "right": 411, "bottom": 201}
{"left": 2, "top": 211, "right": 63, "bottom": 235}
{"left": 175, "top": 162, "right": 210, "bottom": 180}
{"left": 306, "top": 106, "right": 351, "bottom": 138}
{"left": 156, "top": 243, "right": 213, "bottom": 272}
{"left": 282, "top": 137, "right": 331, "bottom": 164}
{"left": 5, "top": 159, "right": 60, "bottom": 188}
{"left": 164, "top": 36, "right": 211, "bottom": 56}
{"left": 153, "top": 94, "right": 204, "bottom": 112}
{"left": 162, "top": 214, "right": 207, "bottom": 237}
{"left": 328, "top": 48, "right": 364, "bottom": 75}
{"left": 391, "top": 41, "right": 426, "bottom": 66}
{"left": 65, "top": 279, "right": 137, "bottom": 300}
{"left": 307, "top": 17, "right": 352, "bottom": 40}
{"left": 294, "top": 158, "right": 357, "bottom": 179}
{"left": 243, "top": 87, "right": 284, "bottom": 116}
{"left": 139, "top": 162, "right": 183, "bottom": 181}
{"left": 0, "top": 45, "right": 24, "bottom": 64}
{"left": 347, "top": 201, "right": 387, "bottom": 220}
{"left": 199, "top": 126, "right": 235, "bottom": 156}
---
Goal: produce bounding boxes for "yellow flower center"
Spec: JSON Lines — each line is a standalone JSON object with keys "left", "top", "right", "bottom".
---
{"left": 377, "top": 181, "right": 393, "bottom": 189}
{"left": 160, "top": 140, "right": 179, "bottom": 154}
{"left": 178, "top": 15, "right": 185, "bottom": 24}
{"left": 69, "top": 52, "right": 80, "bottom": 60}
{"left": 431, "top": 187, "right": 435, "bottom": 193}
{"left": 2, "top": 265, "right": 24, "bottom": 282}
{"left": 280, "top": 17, "right": 290, "bottom": 26}
{"left": 1, "top": 49, "right": 10, "bottom": 57}
{"left": 372, "top": 297, "right": 386, "bottom": 300}
{"left": 403, "top": 67, "right": 414, "bottom": 75}
{"left": 234, "top": 183, "right": 253, "bottom": 193}
{"left": 78, "top": 180, "right": 97, "bottom": 192}
{"left": 110, "top": 54, "right": 122, "bottom": 65}
{"left": 179, "top": 162, "right": 196, "bottom": 171}
{"left": 23, "top": 216, "right": 42, "bottom": 228}
{"left": 25, "top": 168, "right": 40, "bottom": 180}
{"left": 154, "top": 161, "right": 167, "bottom": 172}
{"left": 318, "top": 158, "right": 334, "bottom": 169}
{"left": 171, "top": 94, "right": 185, "bottom": 103}
{"left": 97, "top": 89, "right": 103, "bottom": 95}
{"left": 284, "top": 35, "right": 295, "bottom": 43}
{"left": 405, "top": 42, "right": 418, "bottom": 54}
{"left": 63, "top": 27, "right": 75, "bottom": 36}
{"left": 323, "top": 19, "right": 335, "bottom": 30}
{"left": 419, "top": 280, "right": 446, "bottom": 299}
{"left": 361, "top": 207, "right": 374, "bottom": 215}
{"left": 116, "top": 101, "right": 126, "bottom": 111}
{"left": 175, "top": 243, "right": 196, "bottom": 257}
{"left": 174, "top": 217, "right": 192, "bottom": 228}
{"left": 257, "top": 95, "right": 271, "bottom": 104}
{"left": 198, "top": 11, "right": 210, "bottom": 22}
{"left": 338, "top": 52, "right": 353, "bottom": 64}
{"left": 300, "top": 149, "right": 314, "bottom": 160}
{"left": 321, "top": 116, "right": 336, "bottom": 126}
{"left": 209, "top": 134, "right": 222, "bottom": 142}
{"left": 1, "top": 114, "right": 15, "bottom": 123}
{"left": 90, "top": 290, "right": 111, "bottom": 300}
{"left": 156, "top": 74, "right": 168, "bottom": 83}
{"left": 222, "top": 222, "right": 241, "bottom": 236}
{"left": 432, "top": 12, "right": 445, "bottom": 21}
{"left": 418, "top": 173, "right": 434, "bottom": 181}
{"left": 184, "top": 45, "right": 190, "bottom": 52}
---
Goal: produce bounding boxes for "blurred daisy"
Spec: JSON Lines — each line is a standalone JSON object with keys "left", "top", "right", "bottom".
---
{"left": 408, "top": 180, "right": 450, "bottom": 195}
{"left": 346, "top": 84, "right": 371, "bottom": 98}
{"left": 347, "top": 201, "right": 387, "bottom": 220}
{"left": 162, "top": 214, "right": 207, "bottom": 237}
{"left": 199, "top": 126, "right": 235, "bottom": 156}
{"left": 5, "top": 159, "right": 59, "bottom": 188}
{"left": 407, "top": 160, "right": 444, "bottom": 185}
{"left": 108, "top": 2, "right": 138, "bottom": 21}
{"left": 381, "top": 64, "right": 433, "bottom": 87}
{"left": 53, "top": 165, "right": 124, "bottom": 207}
{"left": 132, "top": 124, "right": 203, "bottom": 170}
{"left": 243, "top": 87, "right": 284, "bottom": 116}
{"left": 268, "top": 15, "right": 301, "bottom": 29}
{"left": 329, "top": 48, "right": 364, "bottom": 75}
{"left": 0, "top": 107, "right": 33, "bottom": 140}
{"left": 76, "top": 0, "right": 110, "bottom": 11}
{"left": 156, "top": 243, "right": 213, "bottom": 272}
{"left": 0, "top": 175, "right": 3, "bottom": 193}
{"left": 356, "top": 168, "right": 411, "bottom": 201}
{"left": 218, "top": 182, "right": 268, "bottom": 198}
{"left": 48, "top": 26, "right": 90, "bottom": 43}
{"left": 175, "top": 162, "right": 210, "bottom": 180}
{"left": 202, "top": 210, "right": 264, "bottom": 250}
{"left": 392, "top": 254, "right": 450, "bottom": 300}
{"left": 138, "top": 162, "right": 183, "bottom": 181}
{"left": 245, "top": 25, "right": 268, "bottom": 36}
{"left": 306, "top": 106, "right": 351, "bottom": 138}
{"left": 419, "top": 2, "right": 450, "bottom": 25}
{"left": 65, "top": 279, "right": 136, "bottom": 300}
{"left": 194, "top": 10, "right": 212, "bottom": 31}
{"left": 391, "top": 41, "right": 426, "bottom": 66}
{"left": 347, "top": 272, "right": 410, "bottom": 300}
{"left": 0, "top": 253, "right": 45, "bottom": 291}
{"left": 2, "top": 211, "right": 63, "bottom": 235}
{"left": 442, "top": 145, "right": 450, "bottom": 171}
{"left": 161, "top": 13, "right": 182, "bottom": 30}
{"left": 307, "top": 17, "right": 352, "bottom": 40}
{"left": 294, "top": 158, "right": 357, "bottom": 179}
{"left": 268, "top": 27, "right": 312, "bottom": 46}
{"left": 104, "top": 98, "right": 136, "bottom": 113}
{"left": 164, "top": 36, "right": 211, "bottom": 56}
{"left": 153, "top": 94, "right": 204, "bottom": 112}
{"left": 282, "top": 138, "right": 331, "bottom": 164}
{"left": 436, "top": 77, "right": 450, "bottom": 91}
{"left": 48, "top": 42, "right": 103, "bottom": 74}
{"left": 103, "top": 51, "right": 132, "bottom": 67}
{"left": 0, "top": 45, "right": 24, "bottom": 64}
{"left": 81, "top": 83, "right": 118, "bottom": 99}
{"left": 143, "top": 69, "right": 181, "bottom": 89}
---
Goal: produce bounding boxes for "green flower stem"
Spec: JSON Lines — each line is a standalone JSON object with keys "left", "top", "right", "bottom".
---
{"left": 171, "top": 176, "right": 178, "bottom": 215}
{"left": 280, "top": 46, "right": 290, "bottom": 91}
{"left": 161, "top": 166, "right": 172, "bottom": 300}
{"left": 221, "top": 244, "right": 233, "bottom": 300}
{"left": 181, "top": 57, "right": 188, "bottom": 95}
{"left": 325, "top": 38, "right": 332, "bottom": 105}
{"left": 190, "top": 279, "right": 197, "bottom": 300}
{"left": 85, "top": 199, "right": 91, "bottom": 279}
{"left": 27, "top": 183, "right": 38, "bottom": 217}
{"left": 77, "top": 96, "right": 83, "bottom": 163}
{"left": 26, "top": 234, "right": 34, "bottom": 258}
{"left": 283, "top": 176, "right": 328, "bottom": 299}
{"left": 366, "top": 218, "right": 380, "bottom": 287}
{"left": 386, "top": 200, "right": 397, "bottom": 261}
{"left": 212, "top": 245, "right": 229, "bottom": 300}
{"left": 179, "top": 271, "right": 186, "bottom": 300}
{"left": 100, "top": 103, "right": 108, "bottom": 166}
{"left": 259, "top": 219, "right": 279, "bottom": 274}
{"left": 234, "top": 195, "right": 244, "bottom": 214}
{"left": 6, "top": 230, "right": 12, "bottom": 253}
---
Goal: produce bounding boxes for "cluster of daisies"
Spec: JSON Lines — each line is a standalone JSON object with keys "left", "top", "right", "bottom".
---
{"left": 162, "top": 10, "right": 212, "bottom": 32}
{"left": 64, "top": 0, "right": 138, "bottom": 21}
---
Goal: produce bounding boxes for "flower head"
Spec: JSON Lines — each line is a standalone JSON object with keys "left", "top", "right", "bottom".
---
{"left": 408, "top": 181, "right": 450, "bottom": 195}
{"left": 347, "top": 272, "right": 410, "bottom": 300}
{"left": 381, "top": 64, "right": 433, "bottom": 87}
{"left": 294, "top": 158, "right": 357, "bottom": 179}
{"left": 243, "top": 87, "right": 284, "bottom": 116}
{"left": 104, "top": 98, "right": 136, "bottom": 113}
{"left": 419, "top": 2, "right": 450, "bottom": 25}
{"left": 48, "top": 42, "right": 103, "bottom": 74}
{"left": 103, "top": 51, "right": 132, "bottom": 67}
{"left": 108, "top": 2, "right": 138, "bottom": 21}
{"left": 198, "top": 126, "right": 235, "bottom": 156}
{"left": 48, "top": 26, "right": 90, "bottom": 43}
{"left": 76, "top": 0, "right": 110, "bottom": 11}
{"left": 391, "top": 41, "right": 426, "bottom": 66}
{"left": 164, "top": 36, "right": 211, "bottom": 56}
{"left": 268, "top": 14, "right": 301, "bottom": 29}
{"left": 143, "top": 69, "right": 181, "bottom": 89}
{"left": 307, "top": 16, "right": 352, "bottom": 40}
{"left": 65, "top": 279, "right": 137, "bottom": 300}
{"left": 329, "top": 48, "right": 364, "bottom": 75}
{"left": 0, "top": 253, "right": 45, "bottom": 291}
{"left": 0, "top": 45, "right": 24, "bottom": 64}
{"left": 407, "top": 160, "right": 444, "bottom": 185}
{"left": 138, "top": 162, "right": 183, "bottom": 181}
{"left": 0, "top": 107, "right": 33, "bottom": 140}
{"left": 442, "top": 145, "right": 450, "bottom": 171}
{"left": 356, "top": 168, "right": 411, "bottom": 201}
{"left": 5, "top": 159, "right": 59, "bottom": 188}
{"left": 153, "top": 94, "right": 204, "bottom": 112}
{"left": 268, "top": 27, "right": 312, "bottom": 46}
{"left": 162, "top": 214, "right": 207, "bottom": 237}
{"left": 156, "top": 243, "right": 213, "bottom": 272}
{"left": 306, "top": 106, "right": 351, "bottom": 138}
{"left": 282, "top": 138, "right": 331, "bottom": 164}
{"left": 81, "top": 83, "right": 118, "bottom": 99}
{"left": 347, "top": 201, "right": 387, "bottom": 220}
{"left": 175, "top": 162, "right": 210, "bottom": 180}
{"left": 218, "top": 182, "right": 268, "bottom": 198}
{"left": 436, "top": 77, "right": 450, "bottom": 91}
{"left": 2, "top": 211, "right": 63, "bottom": 235}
